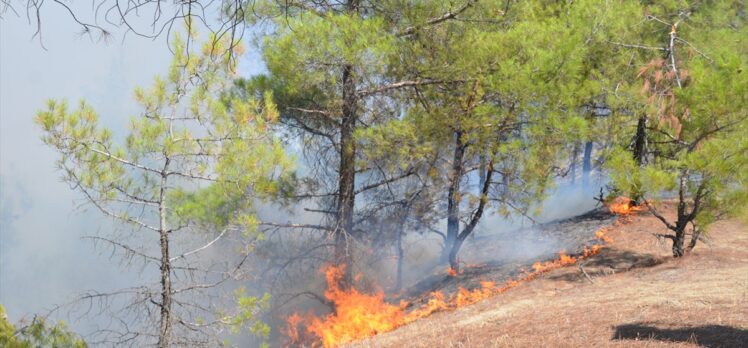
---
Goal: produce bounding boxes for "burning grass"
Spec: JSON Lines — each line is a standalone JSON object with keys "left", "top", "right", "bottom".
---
{"left": 352, "top": 206, "right": 748, "bottom": 348}
{"left": 607, "top": 196, "right": 645, "bottom": 216}
{"left": 285, "top": 227, "right": 616, "bottom": 347}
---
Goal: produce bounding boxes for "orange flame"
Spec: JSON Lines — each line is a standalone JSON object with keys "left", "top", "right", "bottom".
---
{"left": 304, "top": 265, "right": 407, "bottom": 347}
{"left": 285, "top": 313, "right": 304, "bottom": 344}
{"left": 607, "top": 196, "right": 645, "bottom": 215}
{"left": 406, "top": 291, "right": 448, "bottom": 319}
{"left": 287, "top": 226, "right": 616, "bottom": 347}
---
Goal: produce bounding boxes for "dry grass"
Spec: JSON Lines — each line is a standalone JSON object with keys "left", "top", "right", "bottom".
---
{"left": 350, "top": 204, "right": 748, "bottom": 348}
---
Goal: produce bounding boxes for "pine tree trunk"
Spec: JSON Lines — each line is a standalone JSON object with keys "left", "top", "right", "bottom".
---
{"left": 582, "top": 141, "right": 593, "bottom": 187}
{"left": 632, "top": 116, "right": 647, "bottom": 166}
{"left": 395, "top": 213, "right": 405, "bottom": 292}
{"left": 334, "top": 62, "right": 357, "bottom": 287}
{"left": 672, "top": 228, "right": 686, "bottom": 257}
{"left": 330, "top": 0, "right": 362, "bottom": 288}
{"left": 448, "top": 237, "right": 465, "bottom": 271}
{"left": 448, "top": 159, "right": 493, "bottom": 272}
{"left": 631, "top": 116, "right": 647, "bottom": 205}
{"left": 442, "top": 131, "right": 465, "bottom": 263}
{"left": 157, "top": 167, "right": 172, "bottom": 348}
{"left": 479, "top": 154, "right": 487, "bottom": 189}
{"left": 672, "top": 171, "right": 688, "bottom": 258}
{"left": 570, "top": 142, "right": 580, "bottom": 185}
{"left": 687, "top": 228, "right": 701, "bottom": 251}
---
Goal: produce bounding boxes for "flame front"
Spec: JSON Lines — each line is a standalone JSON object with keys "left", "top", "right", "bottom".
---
{"left": 304, "top": 265, "right": 407, "bottom": 347}
{"left": 287, "top": 227, "right": 614, "bottom": 347}
{"left": 607, "top": 196, "right": 645, "bottom": 215}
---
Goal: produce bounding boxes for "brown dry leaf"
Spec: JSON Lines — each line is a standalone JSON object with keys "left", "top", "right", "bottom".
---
{"left": 680, "top": 69, "right": 689, "bottom": 80}
{"left": 654, "top": 70, "right": 663, "bottom": 84}
{"left": 641, "top": 79, "right": 651, "bottom": 96}
{"left": 637, "top": 66, "right": 649, "bottom": 78}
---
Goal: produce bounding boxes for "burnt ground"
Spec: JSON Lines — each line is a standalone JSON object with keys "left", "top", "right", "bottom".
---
{"left": 354, "top": 202, "right": 748, "bottom": 347}
{"left": 400, "top": 208, "right": 618, "bottom": 301}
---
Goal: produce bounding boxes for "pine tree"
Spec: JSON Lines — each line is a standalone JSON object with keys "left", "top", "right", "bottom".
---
{"left": 607, "top": 1, "right": 748, "bottom": 256}
{"left": 240, "top": 0, "right": 481, "bottom": 285}
{"left": 35, "top": 34, "right": 290, "bottom": 346}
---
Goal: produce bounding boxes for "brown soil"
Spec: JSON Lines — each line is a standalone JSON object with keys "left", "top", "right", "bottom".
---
{"left": 351, "top": 204, "right": 748, "bottom": 348}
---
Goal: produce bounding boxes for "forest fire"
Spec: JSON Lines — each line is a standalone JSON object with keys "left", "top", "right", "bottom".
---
{"left": 285, "top": 227, "right": 615, "bottom": 347}
{"left": 607, "top": 196, "right": 645, "bottom": 215}
{"left": 285, "top": 265, "right": 408, "bottom": 347}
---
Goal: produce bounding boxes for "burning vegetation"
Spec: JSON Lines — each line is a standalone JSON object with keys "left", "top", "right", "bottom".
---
{"left": 606, "top": 196, "right": 645, "bottom": 216}
{"left": 284, "top": 226, "right": 615, "bottom": 347}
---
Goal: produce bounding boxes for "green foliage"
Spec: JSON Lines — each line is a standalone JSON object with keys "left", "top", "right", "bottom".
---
{"left": 36, "top": 33, "right": 292, "bottom": 231}
{"left": 35, "top": 33, "right": 290, "bottom": 343}
{"left": 230, "top": 288, "right": 272, "bottom": 346}
{"left": 30, "top": 0, "right": 748, "bottom": 341}
{"left": 259, "top": 11, "right": 395, "bottom": 104}
{"left": 376, "top": 1, "right": 605, "bottom": 221}
{"left": 605, "top": 1, "right": 748, "bottom": 233}
{"left": 0, "top": 306, "right": 87, "bottom": 348}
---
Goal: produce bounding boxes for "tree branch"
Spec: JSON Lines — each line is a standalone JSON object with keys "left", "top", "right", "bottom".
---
{"left": 83, "top": 236, "right": 160, "bottom": 263}
{"left": 643, "top": 198, "right": 677, "bottom": 231}
{"left": 169, "top": 227, "right": 231, "bottom": 262}
{"left": 357, "top": 79, "right": 464, "bottom": 97}
{"left": 607, "top": 41, "right": 666, "bottom": 51}
{"left": 85, "top": 145, "right": 163, "bottom": 175}
{"left": 669, "top": 22, "right": 683, "bottom": 88}
{"left": 354, "top": 170, "right": 415, "bottom": 195}
{"left": 259, "top": 222, "right": 332, "bottom": 231}
{"left": 457, "top": 159, "right": 493, "bottom": 241}
{"left": 397, "top": 0, "right": 477, "bottom": 37}
{"left": 72, "top": 178, "right": 160, "bottom": 232}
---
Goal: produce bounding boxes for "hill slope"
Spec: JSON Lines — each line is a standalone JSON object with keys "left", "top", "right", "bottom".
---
{"left": 353, "top": 205, "right": 748, "bottom": 348}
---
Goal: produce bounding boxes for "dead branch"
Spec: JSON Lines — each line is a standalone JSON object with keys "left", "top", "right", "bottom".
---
{"left": 169, "top": 227, "right": 232, "bottom": 262}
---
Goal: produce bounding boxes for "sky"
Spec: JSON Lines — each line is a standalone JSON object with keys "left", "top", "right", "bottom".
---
{"left": 0, "top": 7, "right": 264, "bottom": 331}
